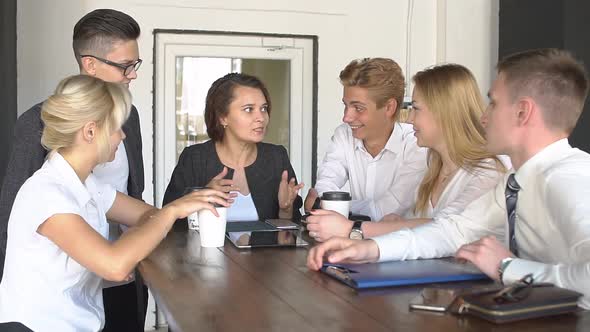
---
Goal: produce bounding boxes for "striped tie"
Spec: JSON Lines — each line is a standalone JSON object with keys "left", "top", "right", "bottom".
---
{"left": 505, "top": 173, "right": 521, "bottom": 256}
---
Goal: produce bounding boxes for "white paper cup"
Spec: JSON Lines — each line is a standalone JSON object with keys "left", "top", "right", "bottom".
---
{"left": 198, "top": 206, "right": 227, "bottom": 247}
{"left": 184, "top": 186, "right": 206, "bottom": 230}
{"left": 320, "top": 191, "right": 352, "bottom": 218}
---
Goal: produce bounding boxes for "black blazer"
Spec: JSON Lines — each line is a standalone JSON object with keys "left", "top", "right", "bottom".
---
{"left": 163, "top": 140, "right": 303, "bottom": 230}
{"left": 0, "top": 102, "right": 144, "bottom": 280}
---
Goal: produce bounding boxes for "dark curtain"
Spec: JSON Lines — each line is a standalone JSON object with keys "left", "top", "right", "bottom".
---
{"left": 0, "top": 0, "right": 17, "bottom": 184}
{"left": 0, "top": 0, "right": 17, "bottom": 281}
{"left": 499, "top": 0, "right": 590, "bottom": 153}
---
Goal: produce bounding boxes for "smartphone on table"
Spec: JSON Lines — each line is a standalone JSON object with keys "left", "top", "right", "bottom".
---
{"left": 410, "top": 285, "right": 503, "bottom": 312}
{"left": 264, "top": 219, "right": 299, "bottom": 230}
{"left": 409, "top": 288, "right": 461, "bottom": 312}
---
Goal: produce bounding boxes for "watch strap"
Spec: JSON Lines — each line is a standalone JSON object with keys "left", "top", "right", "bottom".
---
{"left": 352, "top": 221, "right": 363, "bottom": 231}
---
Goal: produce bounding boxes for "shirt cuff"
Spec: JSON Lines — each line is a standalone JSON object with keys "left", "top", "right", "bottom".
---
{"left": 370, "top": 231, "right": 408, "bottom": 262}
{"left": 502, "top": 258, "right": 547, "bottom": 284}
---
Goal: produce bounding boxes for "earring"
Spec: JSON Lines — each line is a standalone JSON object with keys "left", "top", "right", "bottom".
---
{"left": 222, "top": 124, "right": 227, "bottom": 129}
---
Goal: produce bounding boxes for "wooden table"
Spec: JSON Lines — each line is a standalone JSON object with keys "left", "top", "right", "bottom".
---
{"left": 139, "top": 230, "right": 589, "bottom": 331}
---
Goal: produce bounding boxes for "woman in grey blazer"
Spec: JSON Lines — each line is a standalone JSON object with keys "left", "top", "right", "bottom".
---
{"left": 163, "top": 73, "right": 303, "bottom": 230}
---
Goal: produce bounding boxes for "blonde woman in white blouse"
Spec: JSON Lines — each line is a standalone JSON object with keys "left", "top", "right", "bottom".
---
{"left": 0, "top": 75, "right": 230, "bottom": 332}
{"left": 306, "top": 64, "right": 507, "bottom": 241}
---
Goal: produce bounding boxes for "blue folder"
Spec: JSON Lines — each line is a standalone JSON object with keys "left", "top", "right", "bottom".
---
{"left": 321, "top": 258, "right": 489, "bottom": 289}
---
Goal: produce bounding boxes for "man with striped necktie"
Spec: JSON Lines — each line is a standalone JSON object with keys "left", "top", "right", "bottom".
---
{"left": 307, "top": 48, "right": 590, "bottom": 309}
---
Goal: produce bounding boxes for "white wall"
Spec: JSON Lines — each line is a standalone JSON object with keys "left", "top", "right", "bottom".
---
{"left": 17, "top": 0, "right": 499, "bottom": 205}
{"left": 16, "top": 0, "right": 498, "bottom": 329}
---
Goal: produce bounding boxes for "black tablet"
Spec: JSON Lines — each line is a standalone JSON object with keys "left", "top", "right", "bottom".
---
{"left": 226, "top": 229, "right": 309, "bottom": 249}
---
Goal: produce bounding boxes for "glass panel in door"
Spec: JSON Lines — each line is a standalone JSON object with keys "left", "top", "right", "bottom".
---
{"left": 175, "top": 57, "right": 291, "bottom": 161}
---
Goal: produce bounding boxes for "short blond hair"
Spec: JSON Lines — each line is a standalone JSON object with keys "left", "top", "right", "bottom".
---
{"left": 339, "top": 58, "right": 405, "bottom": 121}
{"left": 41, "top": 75, "right": 131, "bottom": 162}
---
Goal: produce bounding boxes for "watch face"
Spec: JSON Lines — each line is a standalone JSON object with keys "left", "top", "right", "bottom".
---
{"left": 349, "top": 230, "right": 363, "bottom": 240}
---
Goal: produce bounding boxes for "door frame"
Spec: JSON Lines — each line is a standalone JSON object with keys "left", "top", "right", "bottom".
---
{"left": 152, "top": 29, "right": 318, "bottom": 208}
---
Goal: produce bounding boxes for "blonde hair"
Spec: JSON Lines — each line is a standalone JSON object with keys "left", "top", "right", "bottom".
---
{"left": 41, "top": 75, "right": 131, "bottom": 163}
{"left": 339, "top": 58, "right": 405, "bottom": 121}
{"left": 412, "top": 64, "right": 505, "bottom": 216}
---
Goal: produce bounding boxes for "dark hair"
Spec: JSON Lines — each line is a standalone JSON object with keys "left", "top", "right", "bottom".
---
{"left": 72, "top": 9, "right": 141, "bottom": 66}
{"left": 339, "top": 58, "right": 405, "bottom": 119}
{"left": 205, "top": 73, "right": 272, "bottom": 142}
{"left": 497, "top": 48, "right": 589, "bottom": 133}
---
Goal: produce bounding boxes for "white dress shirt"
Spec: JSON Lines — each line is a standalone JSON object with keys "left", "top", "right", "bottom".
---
{"left": 371, "top": 139, "right": 590, "bottom": 309}
{"left": 404, "top": 158, "right": 508, "bottom": 220}
{"left": 0, "top": 152, "right": 116, "bottom": 331}
{"left": 92, "top": 141, "right": 129, "bottom": 196}
{"left": 315, "top": 123, "right": 427, "bottom": 220}
{"left": 92, "top": 142, "right": 132, "bottom": 288}
{"left": 92, "top": 141, "right": 128, "bottom": 241}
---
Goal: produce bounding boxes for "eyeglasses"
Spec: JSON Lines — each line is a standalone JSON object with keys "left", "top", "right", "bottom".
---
{"left": 80, "top": 55, "right": 142, "bottom": 76}
{"left": 493, "top": 273, "right": 534, "bottom": 304}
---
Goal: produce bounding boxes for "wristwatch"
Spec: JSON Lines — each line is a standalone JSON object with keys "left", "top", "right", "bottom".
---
{"left": 349, "top": 221, "right": 364, "bottom": 240}
{"left": 498, "top": 257, "right": 514, "bottom": 284}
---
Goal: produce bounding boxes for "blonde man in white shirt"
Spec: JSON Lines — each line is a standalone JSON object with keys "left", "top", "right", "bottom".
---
{"left": 307, "top": 49, "right": 590, "bottom": 309}
{"left": 304, "top": 58, "right": 427, "bottom": 221}
{"left": 0, "top": 75, "right": 231, "bottom": 331}
{"left": 306, "top": 64, "right": 507, "bottom": 242}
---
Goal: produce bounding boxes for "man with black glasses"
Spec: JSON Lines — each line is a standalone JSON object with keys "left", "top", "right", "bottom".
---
{"left": 0, "top": 9, "right": 147, "bottom": 332}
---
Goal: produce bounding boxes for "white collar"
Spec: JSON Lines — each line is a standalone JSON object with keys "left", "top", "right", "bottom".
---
{"left": 513, "top": 138, "right": 571, "bottom": 190}
{"left": 353, "top": 122, "right": 404, "bottom": 155}
{"left": 47, "top": 152, "right": 94, "bottom": 206}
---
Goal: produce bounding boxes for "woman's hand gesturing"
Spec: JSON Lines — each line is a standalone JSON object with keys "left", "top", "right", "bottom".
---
{"left": 206, "top": 167, "right": 239, "bottom": 193}
{"left": 278, "top": 170, "right": 304, "bottom": 212}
